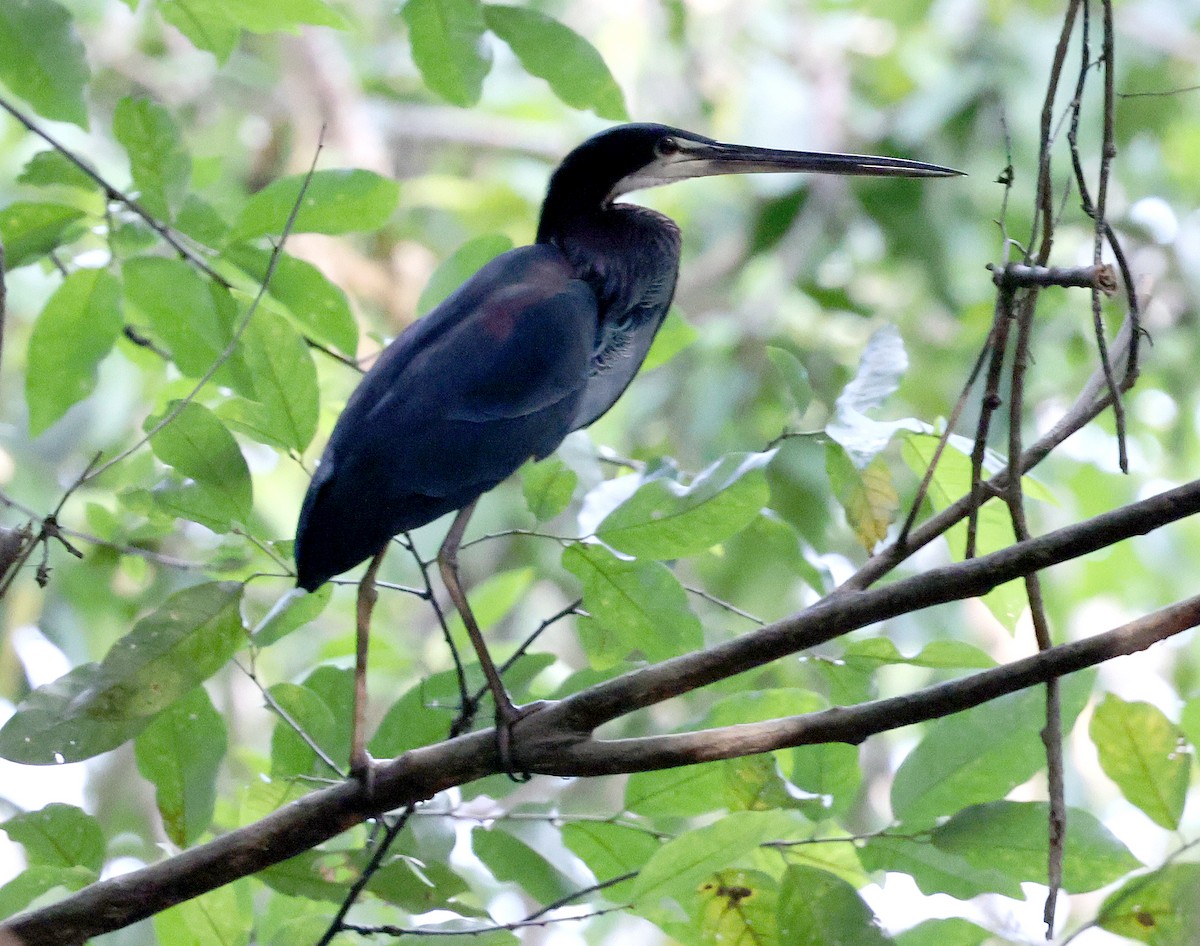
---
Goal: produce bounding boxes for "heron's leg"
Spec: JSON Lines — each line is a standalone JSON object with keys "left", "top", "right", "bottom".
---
{"left": 438, "top": 500, "right": 528, "bottom": 776}
{"left": 350, "top": 546, "right": 388, "bottom": 786}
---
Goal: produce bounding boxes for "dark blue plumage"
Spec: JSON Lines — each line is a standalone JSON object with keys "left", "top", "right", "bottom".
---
{"left": 294, "top": 124, "right": 958, "bottom": 590}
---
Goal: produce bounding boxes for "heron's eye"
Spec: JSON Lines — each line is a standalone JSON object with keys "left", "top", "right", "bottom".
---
{"left": 656, "top": 136, "right": 679, "bottom": 157}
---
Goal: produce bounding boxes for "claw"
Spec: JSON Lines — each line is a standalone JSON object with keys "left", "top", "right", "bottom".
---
{"left": 494, "top": 700, "right": 549, "bottom": 781}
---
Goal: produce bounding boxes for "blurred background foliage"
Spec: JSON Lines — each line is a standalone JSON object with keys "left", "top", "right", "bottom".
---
{"left": 1, "top": 0, "right": 1200, "bottom": 943}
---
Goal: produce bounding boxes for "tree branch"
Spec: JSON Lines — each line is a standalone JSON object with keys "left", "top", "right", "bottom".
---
{"left": 6, "top": 476, "right": 1200, "bottom": 945}
{"left": 524, "top": 595, "right": 1200, "bottom": 773}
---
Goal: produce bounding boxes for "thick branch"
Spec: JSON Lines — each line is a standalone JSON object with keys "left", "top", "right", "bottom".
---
{"left": 6, "top": 477, "right": 1200, "bottom": 944}
{"left": 524, "top": 595, "right": 1200, "bottom": 773}
{"left": 543, "top": 477, "right": 1200, "bottom": 733}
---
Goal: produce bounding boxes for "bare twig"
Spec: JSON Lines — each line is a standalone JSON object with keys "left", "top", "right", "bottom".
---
{"left": 315, "top": 807, "right": 416, "bottom": 946}
{"left": 988, "top": 262, "right": 1117, "bottom": 294}
{"left": 236, "top": 658, "right": 345, "bottom": 778}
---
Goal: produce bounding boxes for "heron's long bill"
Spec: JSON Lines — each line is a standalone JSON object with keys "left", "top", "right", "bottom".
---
{"left": 685, "top": 139, "right": 962, "bottom": 178}
{"left": 614, "top": 136, "right": 961, "bottom": 198}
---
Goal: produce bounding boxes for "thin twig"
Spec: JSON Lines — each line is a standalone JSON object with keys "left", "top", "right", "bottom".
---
{"left": 315, "top": 807, "right": 416, "bottom": 946}
{"left": 684, "top": 585, "right": 765, "bottom": 625}
{"left": 1006, "top": 287, "right": 1064, "bottom": 937}
{"left": 344, "top": 906, "right": 625, "bottom": 938}
{"left": 235, "top": 658, "right": 345, "bottom": 778}
{"left": 0, "top": 95, "right": 231, "bottom": 288}
{"left": 83, "top": 127, "right": 329, "bottom": 485}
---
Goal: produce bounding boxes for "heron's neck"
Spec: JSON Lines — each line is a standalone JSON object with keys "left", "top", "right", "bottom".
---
{"left": 537, "top": 203, "right": 682, "bottom": 315}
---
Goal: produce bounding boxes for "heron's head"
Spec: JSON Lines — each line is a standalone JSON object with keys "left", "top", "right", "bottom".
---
{"left": 549, "top": 122, "right": 961, "bottom": 210}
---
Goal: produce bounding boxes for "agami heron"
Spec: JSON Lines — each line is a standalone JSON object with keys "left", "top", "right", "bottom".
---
{"left": 294, "top": 123, "right": 959, "bottom": 773}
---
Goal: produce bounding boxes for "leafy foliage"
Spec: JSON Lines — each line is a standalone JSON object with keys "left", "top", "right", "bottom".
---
{"left": 0, "top": 1, "right": 1198, "bottom": 945}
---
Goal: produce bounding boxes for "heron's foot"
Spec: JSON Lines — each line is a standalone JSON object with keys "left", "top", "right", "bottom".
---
{"left": 349, "top": 748, "right": 377, "bottom": 803}
{"left": 494, "top": 700, "right": 550, "bottom": 782}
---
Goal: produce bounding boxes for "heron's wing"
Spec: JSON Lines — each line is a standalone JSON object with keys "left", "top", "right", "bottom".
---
{"left": 294, "top": 245, "right": 596, "bottom": 588}
{"left": 344, "top": 245, "right": 597, "bottom": 492}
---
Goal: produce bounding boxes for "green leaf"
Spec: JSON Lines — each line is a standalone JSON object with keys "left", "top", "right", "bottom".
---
{"left": 630, "top": 810, "right": 799, "bottom": 906}
{"left": 268, "top": 682, "right": 338, "bottom": 778}
{"left": 1099, "top": 862, "right": 1200, "bottom": 944}
{"left": 0, "top": 0, "right": 89, "bottom": 127}
{"left": 237, "top": 777, "right": 310, "bottom": 828}
{"left": 1090, "top": 693, "right": 1191, "bottom": 830}
{"left": 562, "top": 543, "right": 702, "bottom": 666}
{"left": 521, "top": 456, "right": 577, "bottom": 521}
{"left": 641, "top": 309, "right": 698, "bottom": 373}
{"left": 368, "top": 856, "right": 470, "bottom": 913}
{"left": 369, "top": 669, "right": 463, "bottom": 758}
{"left": 417, "top": 234, "right": 513, "bottom": 315}
{"left": 223, "top": 245, "right": 359, "bottom": 355}
{"left": 153, "top": 880, "right": 252, "bottom": 946}
{"left": 0, "top": 582, "right": 244, "bottom": 764}
{"left": 895, "top": 918, "right": 991, "bottom": 946}
{"left": 482, "top": 5, "right": 627, "bottom": 120}
{"left": 134, "top": 687, "right": 227, "bottom": 847}
{"left": 254, "top": 586, "right": 332, "bottom": 647}
{"left": 25, "top": 269, "right": 122, "bottom": 435}
{"left": 148, "top": 401, "right": 254, "bottom": 530}
{"left": 644, "top": 866, "right": 785, "bottom": 946}
{"left": 788, "top": 741, "right": 862, "bottom": 819}
{"left": 175, "top": 195, "right": 231, "bottom": 246}
{"left": 232, "top": 169, "right": 400, "bottom": 239}
{"left": 1181, "top": 695, "right": 1200, "bottom": 756}
{"left": 0, "top": 201, "right": 86, "bottom": 268}
{"left": 825, "top": 638, "right": 996, "bottom": 704}
{"left": 562, "top": 822, "right": 660, "bottom": 895}
{"left": 716, "top": 754, "right": 812, "bottom": 814}
{"left": 825, "top": 445, "right": 898, "bottom": 552}
{"left": 218, "top": 307, "right": 319, "bottom": 451}
{"left": 693, "top": 869, "right": 780, "bottom": 946}
{"left": 700, "top": 690, "right": 861, "bottom": 817}
{"left": 625, "top": 763, "right": 727, "bottom": 818}
{"left": 0, "top": 865, "right": 96, "bottom": 919}
{"left": 597, "top": 451, "right": 775, "bottom": 559}
{"left": 158, "top": 0, "right": 345, "bottom": 60}
{"left": 17, "top": 150, "right": 95, "bottom": 191}
{"left": 890, "top": 674, "right": 1091, "bottom": 825}
{"left": 123, "top": 257, "right": 243, "bottom": 380}
{"left": 199, "top": 0, "right": 345, "bottom": 32}
{"left": 859, "top": 833, "right": 1021, "bottom": 900}
{"left": 777, "top": 865, "right": 893, "bottom": 946}
{"left": 473, "top": 827, "right": 577, "bottom": 904}
{"left": 113, "top": 97, "right": 191, "bottom": 219}
{"left": 258, "top": 850, "right": 352, "bottom": 903}
{"left": 0, "top": 864, "right": 96, "bottom": 917}
{"left": 402, "top": 0, "right": 492, "bottom": 107}
{"left": 843, "top": 638, "right": 996, "bottom": 671}
{"left": 2, "top": 804, "right": 105, "bottom": 871}
{"left": 766, "top": 345, "right": 812, "bottom": 413}
{"left": 158, "top": 1, "right": 241, "bottom": 60}
{"left": 76, "top": 582, "right": 245, "bottom": 719}
{"left": 932, "top": 801, "right": 1141, "bottom": 894}
{"left": 901, "top": 433, "right": 1026, "bottom": 629}
{"left": 0, "top": 664, "right": 144, "bottom": 765}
